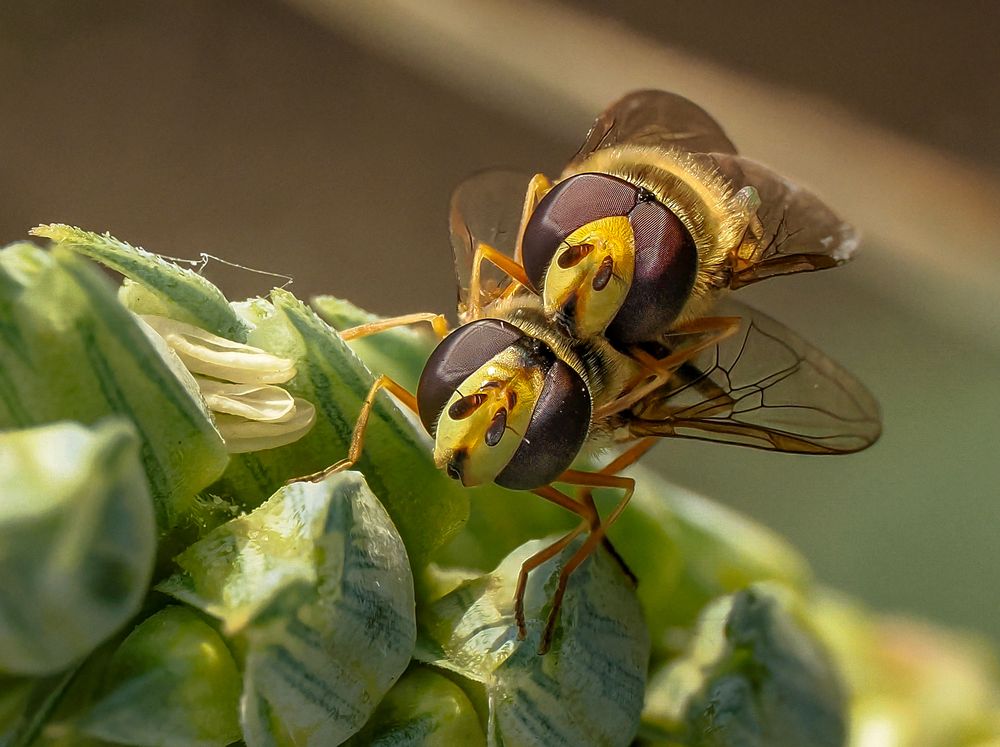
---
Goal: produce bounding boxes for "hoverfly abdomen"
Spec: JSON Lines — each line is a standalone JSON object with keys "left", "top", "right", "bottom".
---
{"left": 416, "top": 318, "right": 591, "bottom": 490}
{"left": 522, "top": 172, "right": 697, "bottom": 343}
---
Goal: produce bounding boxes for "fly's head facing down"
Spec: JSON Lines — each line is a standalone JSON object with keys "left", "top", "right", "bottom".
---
{"left": 416, "top": 318, "right": 591, "bottom": 490}
{"left": 521, "top": 172, "right": 698, "bottom": 345}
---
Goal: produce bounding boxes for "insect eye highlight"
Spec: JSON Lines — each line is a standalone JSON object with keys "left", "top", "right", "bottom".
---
{"left": 448, "top": 392, "right": 487, "bottom": 420}
{"left": 485, "top": 407, "right": 507, "bottom": 447}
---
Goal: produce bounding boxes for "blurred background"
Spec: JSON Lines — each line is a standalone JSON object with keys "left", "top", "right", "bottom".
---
{"left": 2, "top": 1, "right": 997, "bottom": 642}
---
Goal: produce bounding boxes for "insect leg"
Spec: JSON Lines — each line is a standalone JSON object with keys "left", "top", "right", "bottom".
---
{"left": 517, "top": 484, "right": 599, "bottom": 642}
{"left": 339, "top": 312, "right": 449, "bottom": 341}
{"left": 514, "top": 172, "right": 553, "bottom": 265}
{"left": 291, "top": 374, "right": 417, "bottom": 484}
{"left": 533, "top": 470, "right": 637, "bottom": 653}
{"left": 467, "top": 242, "right": 535, "bottom": 319}
{"left": 512, "top": 517, "right": 588, "bottom": 640}
{"left": 466, "top": 173, "right": 552, "bottom": 318}
{"left": 576, "top": 437, "right": 660, "bottom": 584}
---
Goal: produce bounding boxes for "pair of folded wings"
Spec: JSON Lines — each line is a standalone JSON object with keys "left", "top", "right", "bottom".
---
{"left": 448, "top": 90, "right": 880, "bottom": 455}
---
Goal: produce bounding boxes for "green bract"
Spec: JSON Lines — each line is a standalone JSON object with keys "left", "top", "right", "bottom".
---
{"left": 344, "top": 666, "right": 485, "bottom": 745}
{"left": 418, "top": 538, "right": 650, "bottom": 746}
{"left": 30, "top": 225, "right": 250, "bottom": 341}
{"left": 0, "top": 420, "right": 155, "bottom": 676}
{"left": 215, "top": 289, "right": 468, "bottom": 568}
{"left": 79, "top": 606, "right": 242, "bottom": 747}
{"left": 158, "top": 473, "right": 416, "bottom": 745}
{"left": 642, "top": 586, "right": 846, "bottom": 746}
{"left": 0, "top": 242, "right": 228, "bottom": 527}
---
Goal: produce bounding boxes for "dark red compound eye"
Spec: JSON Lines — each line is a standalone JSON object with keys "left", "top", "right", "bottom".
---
{"left": 495, "top": 359, "right": 591, "bottom": 491}
{"left": 606, "top": 199, "right": 697, "bottom": 344}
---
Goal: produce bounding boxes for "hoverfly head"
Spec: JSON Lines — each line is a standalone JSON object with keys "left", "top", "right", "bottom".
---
{"left": 416, "top": 319, "right": 591, "bottom": 489}
{"left": 521, "top": 172, "right": 698, "bottom": 345}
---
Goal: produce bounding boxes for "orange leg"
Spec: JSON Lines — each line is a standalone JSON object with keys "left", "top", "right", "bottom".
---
{"left": 339, "top": 312, "right": 449, "bottom": 341}
{"left": 516, "top": 438, "right": 657, "bottom": 652}
{"left": 467, "top": 242, "right": 534, "bottom": 319}
{"left": 513, "top": 172, "right": 553, "bottom": 266}
{"left": 576, "top": 437, "right": 659, "bottom": 584}
{"left": 512, "top": 519, "right": 588, "bottom": 639}
{"left": 594, "top": 316, "right": 740, "bottom": 419}
{"left": 466, "top": 173, "right": 553, "bottom": 318}
{"left": 533, "top": 470, "right": 637, "bottom": 653}
{"left": 292, "top": 374, "right": 417, "bottom": 484}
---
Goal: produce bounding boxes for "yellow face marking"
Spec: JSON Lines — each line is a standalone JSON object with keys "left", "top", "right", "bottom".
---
{"left": 542, "top": 215, "right": 635, "bottom": 339}
{"left": 433, "top": 345, "right": 546, "bottom": 487}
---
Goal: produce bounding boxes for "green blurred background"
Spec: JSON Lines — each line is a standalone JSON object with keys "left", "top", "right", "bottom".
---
{"left": 1, "top": 1, "right": 997, "bottom": 642}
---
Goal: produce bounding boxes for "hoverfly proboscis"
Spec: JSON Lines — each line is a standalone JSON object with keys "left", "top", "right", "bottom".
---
{"left": 302, "top": 90, "right": 881, "bottom": 653}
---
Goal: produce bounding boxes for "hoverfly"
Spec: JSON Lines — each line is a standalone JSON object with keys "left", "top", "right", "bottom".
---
{"left": 310, "top": 90, "right": 881, "bottom": 653}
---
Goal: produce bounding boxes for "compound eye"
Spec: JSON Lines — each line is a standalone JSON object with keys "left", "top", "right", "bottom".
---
{"left": 495, "top": 360, "right": 591, "bottom": 490}
{"left": 417, "top": 319, "right": 524, "bottom": 435}
{"left": 606, "top": 199, "right": 698, "bottom": 344}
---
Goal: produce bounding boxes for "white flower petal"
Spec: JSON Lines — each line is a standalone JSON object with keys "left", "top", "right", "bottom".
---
{"left": 140, "top": 315, "right": 296, "bottom": 384}
{"left": 215, "top": 399, "right": 316, "bottom": 454}
{"left": 196, "top": 378, "right": 297, "bottom": 422}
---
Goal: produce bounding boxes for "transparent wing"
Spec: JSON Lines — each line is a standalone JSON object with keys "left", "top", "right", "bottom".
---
{"left": 711, "top": 155, "right": 861, "bottom": 289}
{"left": 567, "top": 89, "right": 738, "bottom": 171}
{"left": 448, "top": 169, "right": 533, "bottom": 316}
{"left": 627, "top": 298, "right": 880, "bottom": 454}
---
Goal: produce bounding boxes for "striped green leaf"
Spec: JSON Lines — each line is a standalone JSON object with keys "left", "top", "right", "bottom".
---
{"left": 0, "top": 243, "right": 229, "bottom": 527}
{"left": 215, "top": 289, "right": 469, "bottom": 568}
{"left": 417, "top": 537, "right": 650, "bottom": 747}
{"left": 0, "top": 420, "right": 155, "bottom": 676}
{"left": 158, "top": 472, "right": 416, "bottom": 746}
{"left": 79, "top": 606, "right": 242, "bottom": 747}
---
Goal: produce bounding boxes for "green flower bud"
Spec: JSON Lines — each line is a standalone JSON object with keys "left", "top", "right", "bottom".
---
{"left": 643, "top": 586, "right": 846, "bottom": 747}
{"left": 345, "top": 666, "right": 485, "bottom": 746}
{"left": 418, "top": 537, "right": 649, "bottom": 746}
{"left": 79, "top": 606, "right": 241, "bottom": 747}
{"left": 0, "top": 420, "right": 155, "bottom": 676}
{"left": 158, "top": 473, "right": 416, "bottom": 745}
{"left": 0, "top": 242, "right": 228, "bottom": 527}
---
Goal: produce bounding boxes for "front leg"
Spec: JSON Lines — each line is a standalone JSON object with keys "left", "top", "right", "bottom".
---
{"left": 514, "top": 172, "right": 553, "bottom": 265}
{"left": 465, "top": 172, "right": 553, "bottom": 321}
{"left": 293, "top": 374, "right": 417, "bottom": 484}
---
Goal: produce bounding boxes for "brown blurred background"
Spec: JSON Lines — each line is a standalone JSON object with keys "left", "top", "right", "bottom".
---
{"left": 2, "top": 1, "right": 998, "bottom": 641}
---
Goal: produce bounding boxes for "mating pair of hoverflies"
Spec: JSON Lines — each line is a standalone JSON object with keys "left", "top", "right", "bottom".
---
{"left": 308, "top": 90, "right": 881, "bottom": 652}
